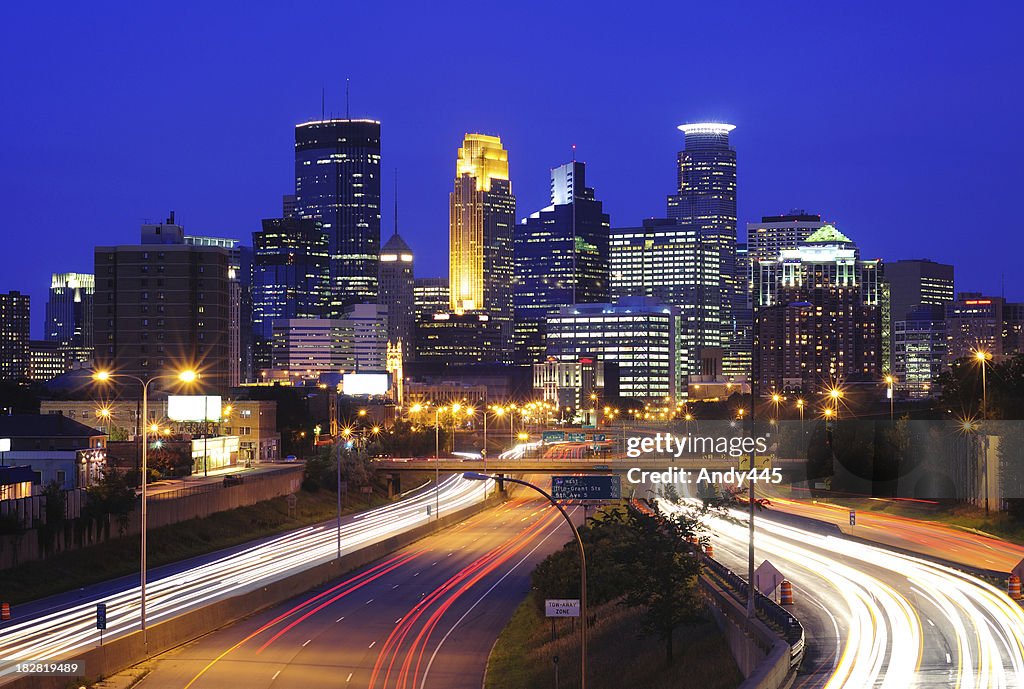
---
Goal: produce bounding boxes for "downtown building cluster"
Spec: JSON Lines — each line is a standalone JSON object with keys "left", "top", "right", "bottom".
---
{"left": 1, "top": 118, "right": 1023, "bottom": 410}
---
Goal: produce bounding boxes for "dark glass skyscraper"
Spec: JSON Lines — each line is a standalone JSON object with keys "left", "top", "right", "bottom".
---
{"left": 295, "top": 119, "right": 381, "bottom": 316}
{"left": 251, "top": 217, "right": 330, "bottom": 373}
{"left": 45, "top": 272, "right": 94, "bottom": 363}
{"left": 514, "top": 161, "right": 609, "bottom": 364}
{"left": 378, "top": 232, "right": 415, "bottom": 358}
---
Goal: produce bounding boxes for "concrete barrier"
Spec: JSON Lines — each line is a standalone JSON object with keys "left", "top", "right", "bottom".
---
{"left": 6, "top": 493, "right": 504, "bottom": 689}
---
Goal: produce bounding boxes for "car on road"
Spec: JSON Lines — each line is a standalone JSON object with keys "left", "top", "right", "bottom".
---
{"left": 223, "top": 474, "right": 244, "bottom": 486}
{"left": 284, "top": 454, "right": 298, "bottom": 462}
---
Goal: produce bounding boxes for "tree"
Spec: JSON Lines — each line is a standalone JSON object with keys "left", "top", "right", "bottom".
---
{"left": 85, "top": 470, "right": 137, "bottom": 538}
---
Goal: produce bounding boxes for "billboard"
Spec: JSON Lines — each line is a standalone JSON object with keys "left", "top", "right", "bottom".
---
{"left": 342, "top": 373, "right": 389, "bottom": 396}
{"left": 168, "top": 395, "right": 222, "bottom": 422}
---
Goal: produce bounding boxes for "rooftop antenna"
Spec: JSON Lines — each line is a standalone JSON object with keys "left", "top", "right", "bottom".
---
{"left": 321, "top": 86, "right": 325, "bottom": 121}
{"left": 394, "top": 168, "right": 399, "bottom": 237}
{"left": 346, "top": 78, "right": 350, "bottom": 119}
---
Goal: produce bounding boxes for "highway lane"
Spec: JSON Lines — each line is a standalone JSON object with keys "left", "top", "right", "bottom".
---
{"left": 0, "top": 475, "right": 489, "bottom": 683}
{"left": 130, "top": 495, "right": 573, "bottom": 689}
{"left": 660, "top": 498, "right": 1024, "bottom": 689}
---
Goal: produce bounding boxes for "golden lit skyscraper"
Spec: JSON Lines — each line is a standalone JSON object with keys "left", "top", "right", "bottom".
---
{"left": 448, "top": 133, "right": 515, "bottom": 360}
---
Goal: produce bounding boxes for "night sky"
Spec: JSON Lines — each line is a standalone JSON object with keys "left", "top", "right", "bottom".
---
{"left": 2, "top": 1, "right": 1021, "bottom": 337}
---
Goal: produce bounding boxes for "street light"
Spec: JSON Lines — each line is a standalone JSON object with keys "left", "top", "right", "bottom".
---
{"left": 92, "top": 367, "right": 198, "bottom": 651}
{"left": 884, "top": 375, "right": 896, "bottom": 422}
{"left": 463, "top": 471, "right": 588, "bottom": 689}
{"left": 973, "top": 349, "right": 993, "bottom": 513}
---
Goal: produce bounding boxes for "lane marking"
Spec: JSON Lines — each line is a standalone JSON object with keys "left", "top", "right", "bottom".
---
{"left": 365, "top": 598, "right": 374, "bottom": 604}
{"left": 368, "top": 641, "right": 376, "bottom": 648}
{"left": 346, "top": 672, "right": 353, "bottom": 683}
{"left": 336, "top": 616, "right": 345, "bottom": 623}
{"left": 272, "top": 670, "right": 281, "bottom": 680}
{"left": 302, "top": 639, "right": 311, "bottom": 647}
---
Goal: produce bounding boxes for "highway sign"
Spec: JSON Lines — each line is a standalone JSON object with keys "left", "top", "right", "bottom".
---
{"left": 594, "top": 434, "right": 607, "bottom": 442}
{"left": 1011, "top": 558, "right": 1024, "bottom": 581}
{"left": 542, "top": 431, "right": 566, "bottom": 444}
{"left": 545, "top": 599, "right": 580, "bottom": 617}
{"left": 551, "top": 475, "right": 621, "bottom": 501}
{"left": 754, "top": 560, "right": 785, "bottom": 596}
{"left": 849, "top": 510, "right": 856, "bottom": 526}
{"left": 96, "top": 603, "right": 106, "bottom": 630}
{"left": 567, "top": 432, "right": 586, "bottom": 442}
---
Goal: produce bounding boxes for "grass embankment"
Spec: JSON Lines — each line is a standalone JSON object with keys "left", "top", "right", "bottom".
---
{"left": 0, "top": 488, "right": 388, "bottom": 604}
{"left": 486, "top": 593, "right": 743, "bottom": 689}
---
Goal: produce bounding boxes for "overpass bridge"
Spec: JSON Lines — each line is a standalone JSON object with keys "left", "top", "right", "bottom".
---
{"left": 372, "top": 457, "right": 743, "bottom": 474}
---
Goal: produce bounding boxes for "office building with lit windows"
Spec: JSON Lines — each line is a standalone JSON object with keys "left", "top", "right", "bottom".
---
{"left": 0, "top": 291, "right": 31, "bottom": 381}
{"left": 514, "top": 161, "right": 609, "bottom": 365}
{"left": 755, "top": 225, "right": 882, "bottom": 394}
{"left": 415, "top": 311, "right": 501, "bottom": 364}
{"left": 884, "top": 259, "right": 954, "bottom": 373}
{"left": 545, "top": 297, "right": 680, "bottom": 400}
{"left": 251, "top": 217, "right": 330, "bottom": 372}
{"left": 269, "top": 304, "right": 388, "bottom": 380}
{"left": 45, "top": 272, "right": 94, "bottom": 365}
{"left": 893, "top": 304, "right": 946, "bottom": 398}
{"left": 448, "top": 133, "right": 516, "bottom": 362}
{"left": 414, "top": 277, "right": 449, "bottom": 321}
{"left": 378, "top": 232, "right": 415, "bottom": 357}
{"left": 746, "top": 211, "right": 823, "bottom": 264}
{"left": 295, "top": 119, "right": 381, "bottom": 314}
{"left": 944, "top": 293, "right": 1024, "bottom": 364}
{"left": 94, "top": 215, "right": 232, "bottom": 392}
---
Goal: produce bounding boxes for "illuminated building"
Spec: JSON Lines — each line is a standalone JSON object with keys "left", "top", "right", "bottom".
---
{"left": 755, "top": 225, "right": 882, "bottom": 394}
{"left": 746, "top": 212, "right": 823, "bottom": 264}
{"left": 295, "top": 119, "right": 381, "bottom": 314}
{"left": 415, "top": 311, "right": 501, "bottom": 363}
{"left": 944, "top": 293, "right": 1024, "bottom": 364}
{"left": 0, "top": 291, "right": 31, "bottom": 381}
{"left": 666, "top": 123, "right": 742, "bottom": 377}
{"left": 94, "top": 214, "right": 232, "bottom": 392}
{"left": 545, "top": 297, "right": 680, "bottom": 400}
{"left": 45, "top": 272, "right": 94, "bottom": 365}
{"left": 884, "top": 259, "right": 954, "bottom": 373}
{"left": 252, "top": 217, "right": 330, "bottom": 372}
{"left": 269, "top": 304, "right": 388, "bottom": 379}
{"left": 533, "top": 356, "right": 617, "bottom": 409}
{"left": 29, "top": 340, "right": 69, "bottom": 382}
{"left": 514, "top": 161, "right": 610, "bottom": 364}
{"left": 894, "top": 305, "right": 946, "bottom": 398}
{"left": 378, "top": 232, "right": 415, "bottom": 357}
{"left": 448, "top": 133, "right": 516, "bottom": 362}
{"left": 414, "top": 277, "right": 449, "bottom": 321}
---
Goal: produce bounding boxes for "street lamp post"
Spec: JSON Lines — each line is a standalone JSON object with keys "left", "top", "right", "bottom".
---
{"left": 462, "top": 472, "right": 587, "bottom": 689}
{"left": 974, "top": 350, "right": 992, "bottom": 513}
{"left": 93, "top": 368, "right": 197, "bottom": 652}
{"left": 885, "top": 375, "right": 896, "bottom": 422}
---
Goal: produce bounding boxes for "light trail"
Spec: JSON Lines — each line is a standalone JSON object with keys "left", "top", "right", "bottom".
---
{"left": 0, "top": 475, "right": 490, "bottom": 682}
{"left": 658, "top": 499, "right": 1024, "bottom": 689}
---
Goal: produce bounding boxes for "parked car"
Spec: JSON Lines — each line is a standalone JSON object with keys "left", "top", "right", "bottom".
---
{"left": 223, "top": 474, "right": 244, "bottom": 486}
{"left": 284, "top": 455, "right": 298, "bottom": 462}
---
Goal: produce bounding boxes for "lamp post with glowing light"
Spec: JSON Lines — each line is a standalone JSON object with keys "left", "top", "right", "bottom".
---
{"left": 92, "top": 368, "right": 198, "bottom": 651}
{"left": 884, "top": 375, "right": 896, "bottom": 422}
{"left": 974, "top": 349, "right": 993, "bottom": 513}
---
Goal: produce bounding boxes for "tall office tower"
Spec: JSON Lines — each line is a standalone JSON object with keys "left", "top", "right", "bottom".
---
{"left": 414, "top": 277, "right": 449, "bottom": 321}
{"left": 755, "top": 225, "right": 882, "bottom": 394}
{"left": 95, "top": 215, "right": 232, "bottom": 392}
{"left": 185, "top": 234, "right": 247, "bottom": 386}
{"left": 746, "top": 211, "right": 823, "bottom": 263}
{"left": 0, "top": 291, "right": 30, "bottom": 381}
{"left": 282, "top": 194, "right": 297, "bottom": 220}
{"left": 609, "top": 218, "right": 721, "bottom": 384}
{"left": 295, "top": 119, "right": 381, "bottom": 315}
{"left": 884, "top": 259, "right": 954, "bottom": 372}
{"left": 514, "top": 161, "right": 610, "bottom": 365}
{"left": 378, "top": 232, "right": 415, "bottom": 358}
{"left": 271, "top": 306, "right": 388, "bottom": 378}
{"left": 29, "top": 340, "right": 68, "bottom": 382}
{"left": 449, "top": 133, "right": 516, "bottom": 362}
{"left": 894, "top": 305, "right": 946, "bottom": 398}
{"left": 944, "top": 293, "right": 1019, "bottom": 364}
{"left": 545, "top": 297, "right": 680, "bottom": 400}
{"left": 45, "top": 272, "right": 95, "bottom": 364}
{"left": 251, "top": 217, "right": 330, "bottom": 374}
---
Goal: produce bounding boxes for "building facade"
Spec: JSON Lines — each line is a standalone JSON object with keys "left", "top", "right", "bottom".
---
{"left": 295, "top": 119, "right": 381, "bottom": 314}
{"left": 415, "top": 311, "right": 501, "bottom": 364}
{"left": 270, "top": 305, "right": 388, "bottom": 380}
{"left": 944, "top": 293, "right": 1017, "bottom": 364}
{"left": 0, "top": 291, "right": 31, "bottom": 381}
{"left": 893, "top": 304, "right": 946, "bottom": 398}
{"left": 45, "top": 272, "right": 94, "bottom": 365}
{"left": 94, "top": 216, "right": 232, "bottom": 392}
{"left": 746, "top": 212, "right": 823, "bottom": 264}
{"left": 448, "top": 133, "right": 516, "bottom": 362}
{"left": 545, "top": 297, "right": 679, "bottom": 400}
{"left": 378, "top": 233, "right": 415, "bottom": 357}
{"left": 514, "top": 161, "right": 610, "bottom": 365}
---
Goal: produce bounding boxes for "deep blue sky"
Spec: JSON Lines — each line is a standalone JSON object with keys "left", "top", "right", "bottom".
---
{"left": 2, "top": 1, "right": 1022, "bottom": 337}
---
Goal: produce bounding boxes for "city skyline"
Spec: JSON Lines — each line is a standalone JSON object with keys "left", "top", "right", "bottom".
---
{"left": 3, "top": 3, "right": 1021, "bottom": 337}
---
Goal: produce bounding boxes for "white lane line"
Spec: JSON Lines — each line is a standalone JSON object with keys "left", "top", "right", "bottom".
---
{"left": 927, "top": 618, "right": 935, "bottom": 627}
{"left": 346, "top": 672, "right": 353, "bottom": 683}
{"left": 392, "top": 584, "right": 399, "bottom": 590}
{"left": 272, "top": 670, "right": 281, "bottom": 679}
{"left": 946, "top": 652, "right": 952, "bottom": 664}
{"left": 365, "top": 598, "right": 374, "bottom": 604}
{"left": 369, "top": 641, "right": 376, "bottom": 648}
{"left": 395, "top": 618, "right": 403, "bottom": 624}
{"left": 336, "top": 616, "right": 345, "bottom": 622}
{"left": 302, "top": 639, "right": 311, "bottom": 647}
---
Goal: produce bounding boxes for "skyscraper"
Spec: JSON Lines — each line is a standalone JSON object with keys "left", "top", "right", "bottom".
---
{"left": 448, "top": 133, "right": 516, "bottom": 362}
{"left": 514, "top": 161, "right": 610, "bottom": 364}
{"left": 378, "top": 232, "right": 415, "bottom": 358}
{"left": 884, "top": 259, "right": 954, "bottom": 375}
{"left": 94, "top": 215, "right": 232, "bottom": 392}
{"left": 295, "top": 119, "right": 381, "bottom": 315}
{"left": 251, "top": 217, "right": 331, "bottom": 374}
{"left": 45, "top": 272, "right": 94, "bottom": 364}
{"left": 0, "top": 291, "right": 30, "bottom": 381}
{"left": 666, "top": 123, "right": 742, "bottom": 378}
{"left": 184, "top": 234, "right": 247, "bottom": 386}
{"left": 746, "top": 212, "right": 823, "bottom": 264}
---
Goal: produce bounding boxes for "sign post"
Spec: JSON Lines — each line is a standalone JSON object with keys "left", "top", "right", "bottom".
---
{"left": 96, "top": 603, "right": 107, "bottom": 646}
{"left": 849, "top": 510, "right": 856, "bottom": 527}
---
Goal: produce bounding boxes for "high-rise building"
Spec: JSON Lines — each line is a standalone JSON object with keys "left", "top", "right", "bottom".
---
{"left": 295, "top": 119, "right": 381, "bottom": 314}
{"left": 514, "top": 161, "right": 610, "bottom": 364}
{"left": 944, "top": 293, "right": 1023, "bottom": 364}
{"left": 884, "top": 259, "right": 954, "bottom": 374}
{"left": 270, "top": 304, "right": 388, "bottom": 379}
{"left": 415, "top": 311, "right": 501, "bottom": 364}
{"left": 755, "top": 225, "right": 882, "bottom": 394}
{"left": 95, "top": 215, "right": 232, "bottom": 392}
{"left": 894, "top": 304, "right": 946, "bottom": 398}
{"left": 29, "top": 340, "right": 68, "bottom": 382}
{"left": 746, "top": 212, "right": 823, "bottom": 264}
{"left": 251, "top": 217, "right": 330, "bottom": 372}
{"left": 609, "top": 218, "right": 719, "bottom": 383}
{"left": 414, "top": 277, "right": 449, "bottom": 322}
{"left": 0, "top": 291, "right": 30, "bottom": 381}
{"left": 448, "top": 133, "right": 516, "bottom": 362}
{"left": 666, "top": 123, "right": 741, "bottom": 375}
{"left": 184, "top": 234, "right": 247, "bottom": 386}
{"left": 545, "top": 297, "right": 680, "bottom": 400}
{"left": 45, "top": 272, "right": 94, "bottom": 365}
{"left": 378, "top": 232, "right": 415, "bottom": 357}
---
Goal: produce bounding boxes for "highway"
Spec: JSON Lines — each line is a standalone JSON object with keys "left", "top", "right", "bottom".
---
{"left": 120, "top": 495, "right": 573, "bottom": 689}
{"left": 659, "top": 497, "right": 1024, "bottom": 689}
{"left": 0, "top": 475, "right": 489, "bottom": 683}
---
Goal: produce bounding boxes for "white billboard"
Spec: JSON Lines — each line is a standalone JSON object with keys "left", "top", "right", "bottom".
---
{"left": 168, "top": 395, "right": 223, "bottom": 422}
{"left": 342, "top": 373, "right": 389, "bottom": 396}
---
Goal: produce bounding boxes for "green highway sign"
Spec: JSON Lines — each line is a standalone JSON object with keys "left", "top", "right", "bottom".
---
{"left": 552, "top": 475, "right": 621, "bottom": 501}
